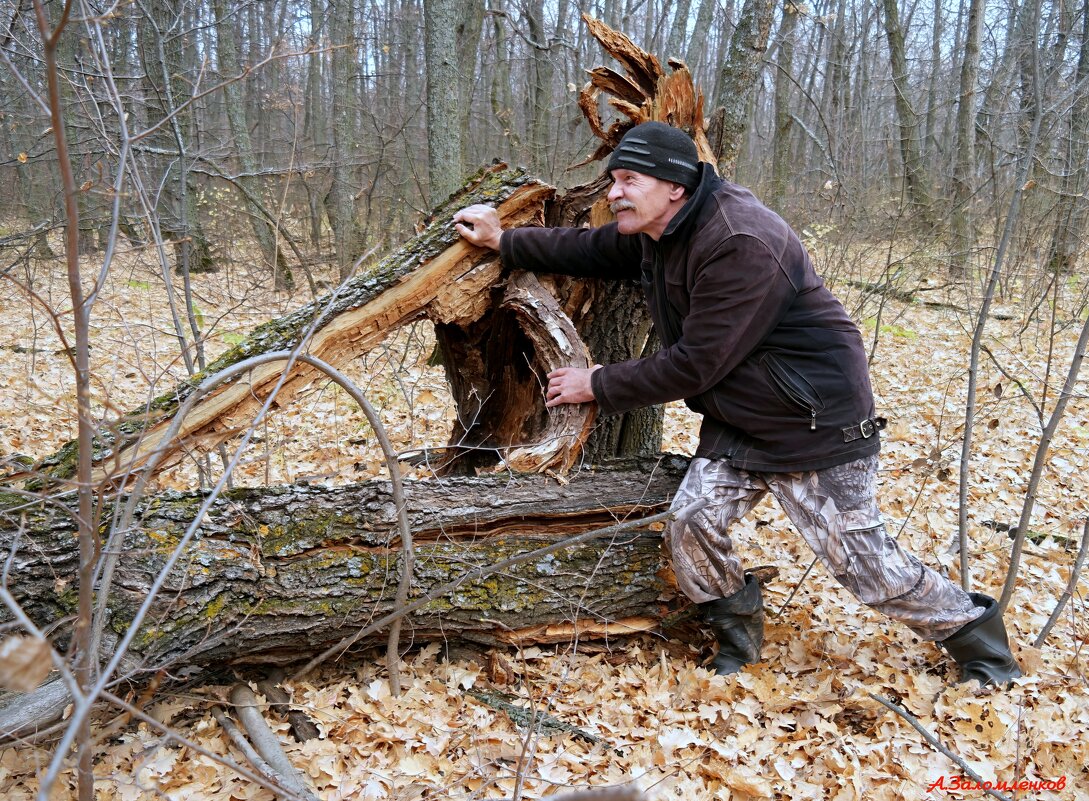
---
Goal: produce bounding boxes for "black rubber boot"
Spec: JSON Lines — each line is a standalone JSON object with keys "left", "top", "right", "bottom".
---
{"left": 702, "top": 573, "right": 764, "bottom": 676}
{"left": 939, "top": 593, "right": 1022, "bottom": 687}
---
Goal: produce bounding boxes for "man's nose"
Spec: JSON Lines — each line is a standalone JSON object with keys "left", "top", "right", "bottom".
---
{"left": 606, "top": 183, "right": 621, "bottom": 201}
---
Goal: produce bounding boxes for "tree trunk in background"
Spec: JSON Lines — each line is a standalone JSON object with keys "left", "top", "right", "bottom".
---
{"left": 425, "top": 0, "right": 464, "bottom": 204}
{"left": 881, "top": 0, "right": 932, "bottom": 218}
{"left": 710, "top": 0, "right": 774, "bottom": 177}
{"left": 213, "top": 0, "right": 293, "bottom": 290}
{"left": 666, "top": 0, "right": 694, "bottom": 61}
{"left": 769, "top": 0, "right": 799, "bottom": 210}
{"left": 457, "top": 0, "right": 486, "bottom": 171}
{"left": 1014, "top": 0, "right": 1044, "bottom": 177}
{"left": 578, "top": 287, "right": 664, "bottom": 462}
{"left": 526, "top": 0, "right": 555, "bottom": 174}
{"left": 1045, "top": 0, "right": 1089, "bottom": 274}
{"left": 951, "top": 0, "right": 985, "bottom": 274}
{"left": 139, "top": 0, "right": 214, "bottom": 274}
{"left": 490, "top": 0, "right": 516, "bottom": 157}
{"left": 329, "top": 0, "right": 363, "bottom": 280}
{"left": 924, "top": 0, "right": 943, "bottom": 164}
{"left": 304, "top": 0, "right": 327, "bottom": 251}
{"left": 686, "top": 0, "right": 718, "bottom": 76}
{"left": 821, "top": 0, "right": 849, "bottom": 191}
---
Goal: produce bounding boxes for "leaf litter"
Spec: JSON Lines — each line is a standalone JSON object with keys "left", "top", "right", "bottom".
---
{"left": 0, "top": 242, "right": 1086, "bottom": 799}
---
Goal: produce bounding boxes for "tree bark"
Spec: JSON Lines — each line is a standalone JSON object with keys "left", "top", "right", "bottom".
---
{"left": 456, "top": 0, "right": 487, "bottom": 171}
{"left": 881, "top": 0, "right": 932, "bottom": 217}
{"left": 1045, "top": 0, "right": 1089, "bottom": 275}
{"left": 709, "top": 0, "right": 774, "bottom": 177}
{"left": 769, "top": 0, "right": 799, "bottom": 211}
{"left": 951, "top": 0, "right": 986, "bottom": 274}
{"left": 425, "top": 0, "right": 464, "bottom": 204}
{"left": 329, "top": 0, "right": 363, "bottom": 281}
{"left": 1, "top": 456, "right": 685, "bottom": 676}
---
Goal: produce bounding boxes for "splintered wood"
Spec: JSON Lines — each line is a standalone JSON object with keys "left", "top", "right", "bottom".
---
{"left": 576, "top": 14, "right": 716, "bottom": 167}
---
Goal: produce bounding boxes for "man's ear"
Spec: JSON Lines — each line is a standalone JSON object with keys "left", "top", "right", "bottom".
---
{"left": 669, "top": 182, "right": 687, "bottom": 201}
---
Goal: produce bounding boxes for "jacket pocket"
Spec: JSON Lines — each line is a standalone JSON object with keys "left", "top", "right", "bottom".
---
{"left": 762, "top": 352, "right": 826, "bottom": 430}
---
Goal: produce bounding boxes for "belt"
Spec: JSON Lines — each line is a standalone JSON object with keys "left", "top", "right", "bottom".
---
{"left": 842, "top": 416, "right": 887, "bottom": 443}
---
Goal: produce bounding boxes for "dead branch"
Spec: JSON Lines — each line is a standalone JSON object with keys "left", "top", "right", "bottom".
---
{"left": 1033, "top": 519, "right": 1089, "bottom": 647}
{"left": 227, "top": 684, "right": 319, "bottom": 801}
{"left": 868, "top": 693, "right": 1012, "bottom": 801}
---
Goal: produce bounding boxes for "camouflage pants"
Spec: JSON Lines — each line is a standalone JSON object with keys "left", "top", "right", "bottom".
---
{"left": 667, "top": 455, "right": 983, "bottom": 640}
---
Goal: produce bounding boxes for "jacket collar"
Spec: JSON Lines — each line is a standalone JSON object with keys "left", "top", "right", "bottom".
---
{"left": 659, "top": 162, "right": 723, "bottom": 241}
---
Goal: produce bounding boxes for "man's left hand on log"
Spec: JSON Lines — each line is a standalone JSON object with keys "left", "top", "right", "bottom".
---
{"left": 545, "top": 366, "right": 602, "bottom": 407}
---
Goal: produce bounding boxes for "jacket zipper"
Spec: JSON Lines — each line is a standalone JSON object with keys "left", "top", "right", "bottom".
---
{"left": 763, "top": 353, "right": 823, "bottom": 429}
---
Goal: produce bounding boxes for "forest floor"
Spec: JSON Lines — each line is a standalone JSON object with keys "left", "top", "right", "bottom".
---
{"left": 0, "top": 234, "right": 1087, "bottom": 800}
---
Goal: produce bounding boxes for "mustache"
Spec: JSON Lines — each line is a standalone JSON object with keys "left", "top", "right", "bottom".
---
{"left": 610, "top": 200, "right": 636, "bottom": 213}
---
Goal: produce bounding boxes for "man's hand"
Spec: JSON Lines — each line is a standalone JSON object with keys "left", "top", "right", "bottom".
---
{"left": 546, "top": 365, "right": 603, "bottom": 408}
{"left": 453, "top": 204, "right": 503, "bottom": 251}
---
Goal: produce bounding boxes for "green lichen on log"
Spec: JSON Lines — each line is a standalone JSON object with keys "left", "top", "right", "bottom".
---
{"left": 33, "top": 165, "right": 535, "bottom": 482}
{"left": 104, "top": 530, "right": 663, "bottom": 667}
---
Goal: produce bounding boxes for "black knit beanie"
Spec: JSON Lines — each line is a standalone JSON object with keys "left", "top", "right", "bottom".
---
{"left": 606, "top": 122, "right": 700, "bottom": 191}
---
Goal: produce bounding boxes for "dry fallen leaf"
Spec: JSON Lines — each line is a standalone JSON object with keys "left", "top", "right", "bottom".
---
{"left": 0, "top": 635, "right": 52, "bottom": 693}
{"left": 726, "top": 766, "right": 774, "bottom": 797}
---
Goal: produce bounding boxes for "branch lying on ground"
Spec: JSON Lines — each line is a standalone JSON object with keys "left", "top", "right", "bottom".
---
{"left": 98, "top": 689, "right": 309, "bottom": 801}
{"left": 210, "top": 706, "right": 283, "bottom": 789}
{"left": 868, "top": 693, "right": 1012, "bottom": 801}
{"left": 256, "top": 669, "right": 319, "bottom": 742}
{"left": 1033, "top": 519, "right": 1089, "bottom": 647}
{"left": 227, "top": 684, "right": 319, "bottom": 801}
{"left": 468, "top": 689, "right": 608, "bottom": 749}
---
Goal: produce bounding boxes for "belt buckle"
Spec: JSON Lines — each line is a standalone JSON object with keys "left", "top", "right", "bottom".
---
{"left": 860, "top": 419, "right": 875, "bottom": 438}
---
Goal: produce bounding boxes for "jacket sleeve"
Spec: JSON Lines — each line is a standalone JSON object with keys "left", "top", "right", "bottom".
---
{"left": 499, "top": 222, "right": 643, "bottom": 280}
{"left": 590, "top": 233, "right": 797, "bottom": 414}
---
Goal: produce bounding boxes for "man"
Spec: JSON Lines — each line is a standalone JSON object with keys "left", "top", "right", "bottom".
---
{"left": 453, "top": 122, "right": 1020, "bottom": 686}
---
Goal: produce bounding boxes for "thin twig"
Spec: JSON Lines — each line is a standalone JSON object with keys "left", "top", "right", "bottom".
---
{"left": 549, "top": 787, "right": 647, "bottom": 801}
{"left": 776, "top": 556, "right": 818, "bottom": 617}
{"left": 1033, "top": 519, "right": 1089, "bottom": 647}
{"left": 868, "top": 693, "right": 1012, "bottom": 801}
{"left": 291, "top": 499, "right": 707, "bottom": 681}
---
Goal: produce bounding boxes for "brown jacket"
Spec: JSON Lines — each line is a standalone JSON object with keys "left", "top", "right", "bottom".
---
{"left": 499, "top": 164, "right": 881, "bottom": 471}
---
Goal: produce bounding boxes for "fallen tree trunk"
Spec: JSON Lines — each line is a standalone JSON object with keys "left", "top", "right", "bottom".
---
{"left": 2, "top": 457, "right": 686, "bottom": 677}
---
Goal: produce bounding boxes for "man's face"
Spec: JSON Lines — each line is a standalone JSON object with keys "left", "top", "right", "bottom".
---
{"left": 606, "top": 169, "right": 687, "bottom": 240}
